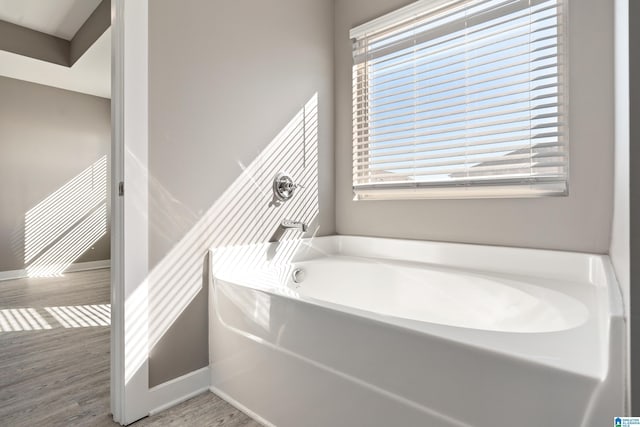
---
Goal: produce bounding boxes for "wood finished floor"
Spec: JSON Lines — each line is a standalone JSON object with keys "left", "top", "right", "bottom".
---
{"left": 0, "top": 269, "right": 261, "bottom": 427}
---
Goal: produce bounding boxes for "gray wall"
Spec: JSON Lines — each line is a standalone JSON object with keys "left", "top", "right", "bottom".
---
{"left": 0, "top": 0, "right": 110, "bottom": 68}
{"left": 148, "top": 0, "right": 334, "bottom": 386}
{"left": 334, "top": 0, "right": 615, "bottom": 253}
{"left": 0, "top": 20, "right": 68, "bottom": 66}
{"left": 0, "top": 76, "right": 111, "bottom": 272}
{"left": 70, "top": 0, "right": 111, "bottom": 65}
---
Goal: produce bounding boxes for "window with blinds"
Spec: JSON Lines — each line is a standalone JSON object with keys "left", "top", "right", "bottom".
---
{"left": 351, "top": 0, "right": 567, "bottom": 199}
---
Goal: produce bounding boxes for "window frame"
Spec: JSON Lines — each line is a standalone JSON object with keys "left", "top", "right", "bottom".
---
{"left": 350, "top": 0, "right": 570, "bottom": 200}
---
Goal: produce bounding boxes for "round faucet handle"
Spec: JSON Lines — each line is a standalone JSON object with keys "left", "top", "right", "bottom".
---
{"left": 273, "top": 173, "right": 304, "bottom": 201}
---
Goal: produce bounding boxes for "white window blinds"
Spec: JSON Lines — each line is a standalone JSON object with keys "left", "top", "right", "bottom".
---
{"left": 351, "top": 0, "right": 567, "bottom": 199}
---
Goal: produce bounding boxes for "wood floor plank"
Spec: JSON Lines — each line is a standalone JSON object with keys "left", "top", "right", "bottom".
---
{"left": 0, "top": 269, "right": 262, "bottom": 426}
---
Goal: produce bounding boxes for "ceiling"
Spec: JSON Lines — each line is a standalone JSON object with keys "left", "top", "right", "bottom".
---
{"left": 0, "top": 27, "right": 110, "bottom": 98}
{"left": 0, "top": 0, "right": 102, "bottom": 40}
{"left": 0, "top": 0, "right": 110, "bottom": 98}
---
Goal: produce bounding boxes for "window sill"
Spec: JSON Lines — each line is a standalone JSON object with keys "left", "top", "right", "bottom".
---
{"left": 353, "top": 182, "right": 568, "bottom": 200}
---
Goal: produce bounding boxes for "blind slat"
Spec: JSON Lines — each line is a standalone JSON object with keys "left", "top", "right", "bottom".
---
{"left": 354, "top": 131, "right": 562, "bottom": 155}
{"left": 354, "top": 141, "right": 564, "bottom": 167}
{"left": 355, "top": 76, "right": 559, "bottom": 116}
{"left": 356, "top": 116, "right": 562, "bottom": 147}
{"left": 354, "top": 85, "right": 560, "bottom": 122}
{"left": 353, "top": 95, "right": 559, "bottom": 128}
{"left": 356, "top": 160, "right": 567, "bottom": 181}
{"left": 357, "top": 106, "right": 560, "bottom": 139}
{"left": 360, "top": 19, "right": 559, "bottom": 79}
{"left": 359, "top": 151, "right": 566, "bottom": 174}
{"left": 361, "top": 68, "right": 558, "bottom": 111}
{"left": 362, "top": 50, "right": 559, "bottom": 107}
{"left": 354, "top": 0, "right": 558, "bottom": 65}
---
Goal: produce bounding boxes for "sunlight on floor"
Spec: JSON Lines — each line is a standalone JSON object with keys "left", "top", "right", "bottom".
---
{"left": 0, "top": 304, "right": 110, "bottom": 332}
{"left": 0, "top": 308, "right": 52, "bottom": 331}
{"left": 45, "top": 304, "right": 110, "bottom": 328}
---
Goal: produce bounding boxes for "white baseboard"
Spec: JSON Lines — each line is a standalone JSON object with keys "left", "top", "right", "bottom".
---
{"left": 0, "top": 259, "right": 111, "bottom": 282}
{"left": 64, "top": 259, "right": 111, "bottom": 273}
{"left": 148, "top": 366, "right": 210, "bottom": 416}
{"left": 209, "top": 385, "right": 277, "bottom": 427}
{"left": 0, "top": 269, "right": 26, "bottom": 282}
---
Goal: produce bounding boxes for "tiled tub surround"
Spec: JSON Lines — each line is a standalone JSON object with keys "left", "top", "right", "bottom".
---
{"left": 209, "top": 236, "right": 625, "bottom": 427}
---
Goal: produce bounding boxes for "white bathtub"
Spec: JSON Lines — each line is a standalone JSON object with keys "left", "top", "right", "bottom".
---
{"left": 208, "top": 236, "right": 625, "bottom": 427}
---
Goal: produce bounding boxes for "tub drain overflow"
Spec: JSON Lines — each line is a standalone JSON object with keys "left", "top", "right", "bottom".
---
{"left": 292, "top": 268, "right": 305, "bottom": 284}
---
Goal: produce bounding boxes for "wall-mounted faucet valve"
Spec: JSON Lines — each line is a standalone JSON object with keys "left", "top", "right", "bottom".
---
{"left": 273, "top": 172, "right": 304, "bottom": 202}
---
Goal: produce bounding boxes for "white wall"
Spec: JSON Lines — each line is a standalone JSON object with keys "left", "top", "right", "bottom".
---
{"left": 611, "top": 0, "right": 631, "bottom": 412}
{"left": 334, "top": 0, "right": 615, "bottom": 254}
{"left": 611, "top": 0, "right": 630, "bottom": 328}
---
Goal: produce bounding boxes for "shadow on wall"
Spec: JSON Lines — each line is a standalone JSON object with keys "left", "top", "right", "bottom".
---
{"left": 18, "top": 156, "right": 108, "bottom": 277}
{"left": 126, "top": 93, "right": 320, "bottom": 386}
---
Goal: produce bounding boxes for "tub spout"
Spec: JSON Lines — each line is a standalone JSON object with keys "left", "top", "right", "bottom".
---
{"left": 281, "top": 219, "right": 307, "bottom": 232}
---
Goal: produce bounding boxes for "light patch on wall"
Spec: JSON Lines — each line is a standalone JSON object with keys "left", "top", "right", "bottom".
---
{"left": 121, "top": 93, "right": 321, "bottom": 385}
{"left": 24, "top": 156, "right": 108, "bottom": 277}
{"left": 149, "top": 93, "right": 319, "bottom": 347}
{"left": 125, "top": 280, "right": 149, "bottom": 384}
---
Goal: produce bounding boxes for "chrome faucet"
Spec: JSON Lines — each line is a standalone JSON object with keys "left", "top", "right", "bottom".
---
{"left": 281, "top": 219, "right": 307, "bottom": 232}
